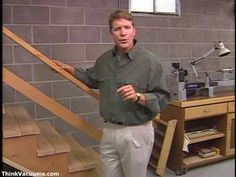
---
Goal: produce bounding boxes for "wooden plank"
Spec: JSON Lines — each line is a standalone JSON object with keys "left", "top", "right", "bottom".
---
{"left": 154, "top": 129, "right": 165, "bottom": 137}
{"left": 151, "top": 148, "right": 160, "bottom": 160}
{"left": 2, "top": 67, "right": 102, "bottom": 142}
{"left": 36, "top": 134, "right": 55, "bottom": 157}
{"left": 156, "top": 119, "right": 177, "bottom": 177}
{"left": 2, "top": 26, "right": 99, "bottom": 101}
{"left": 9, "top": 106, "right": 40, "bottom": 136}
{"left": 183, "top": 154, "right": 223, "bottom": 165}
{"left": 36, "top": 121, "right": 71, "bottom": 155}
{"left": 3, "top": 108, "right": 22, "bottom": 138}
{"left": 3, "top": 105, "right": 5, "bottom": 114}
{"left": 87, "top": 147, "right": 102, "bottom": 177}
{"left": 150, "top": 118, "right": 177, "bottom": 177}
{"left": 225, "top": 113, "right": 235, "bottom": 155}
{"left": 188, "top": 133, "right": 225, "bottom": 144}
{"left": 63, "top": 135, "right": 96, "bottom": 173}
{"left": 154, "top": 118, "right": 167, "bottom": 126}
{"left": 3, "top": 135, "right": 101, "bottom": 177}
{"left": 228, "top": 102, "right": 235, "bottom": 112}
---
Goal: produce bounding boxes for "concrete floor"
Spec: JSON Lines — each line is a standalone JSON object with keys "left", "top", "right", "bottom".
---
{"left": 147, "top": 158, "right": 235, "bottom": 177}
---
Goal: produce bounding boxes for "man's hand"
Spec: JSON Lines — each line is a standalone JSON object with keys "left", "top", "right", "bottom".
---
{"left": 117, "top": 85, "right": 138, "bottom": 102}
{"left": 51, "top": 59, "right": 75, "bottom": 75}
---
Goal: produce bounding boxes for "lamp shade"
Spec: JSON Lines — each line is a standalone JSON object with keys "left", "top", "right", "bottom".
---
{"left": 217, "top": 41, "right": 231, "bottom": 57}
{"left": 191, "top": 41, "right": 231, "bottom": 80}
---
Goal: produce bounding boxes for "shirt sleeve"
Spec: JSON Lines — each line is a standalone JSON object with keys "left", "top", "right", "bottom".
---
{"left": 143, "top": 60, "right": 170, "bottom": 114}
{"left": 74, "top": 66, "right": 99, "bottom": 89}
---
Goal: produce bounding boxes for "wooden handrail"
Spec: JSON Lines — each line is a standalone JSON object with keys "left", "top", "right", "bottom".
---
{"left": 3, "top": 67, "right": 102, "bottom": 142}
{"left": 2, "top": 26, "right": 99, "bottom": 101}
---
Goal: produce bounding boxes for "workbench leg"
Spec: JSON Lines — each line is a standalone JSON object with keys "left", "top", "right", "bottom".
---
{"left": 175, "top": 168, "right": 188, "bottom": 176}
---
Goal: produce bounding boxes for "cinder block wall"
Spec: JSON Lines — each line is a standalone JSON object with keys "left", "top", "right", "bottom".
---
{"left": 2, "top": 0, "right": 235, "bottom": 147}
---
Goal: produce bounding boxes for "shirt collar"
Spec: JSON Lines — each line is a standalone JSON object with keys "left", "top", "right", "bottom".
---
{"left": 112, "top": 39, "right": 139, "bottom": 61}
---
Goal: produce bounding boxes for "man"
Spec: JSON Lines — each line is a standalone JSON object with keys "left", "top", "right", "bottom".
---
{"left": 53, "top": 10, "right": 170, "bottom": 177}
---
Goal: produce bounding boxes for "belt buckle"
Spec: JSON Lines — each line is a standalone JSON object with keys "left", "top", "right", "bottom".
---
{"left": 122, "top": 122, "right": 128, "bottom": 126}
{"left": 114, "top": 120, "right": 123, "bottom": 125}
{"left": 115, "top": 120, "right": 126, "bottom": 126}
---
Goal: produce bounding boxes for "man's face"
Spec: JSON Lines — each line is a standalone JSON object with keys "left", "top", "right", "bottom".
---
{"left": 110, "top": 18, "right": 136, "bottom": 53}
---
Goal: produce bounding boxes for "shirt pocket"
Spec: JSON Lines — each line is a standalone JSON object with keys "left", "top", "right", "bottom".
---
{"left": 97, "top": 75, "right": 110, "bottom": 86}
{"left": 97, "top": 75, "right": 112, "bottom": 98}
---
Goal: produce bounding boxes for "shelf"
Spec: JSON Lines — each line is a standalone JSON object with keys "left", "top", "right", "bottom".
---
{"left": 151, "top": 148, "right": 160, "bottom": 159}
{"left": 183, "top": 154, "right": 223, "bottom": 166}
{"left": 186, "top": 129, "right": 220, "bottom": 139}
{"left": 154, "top": 129, "right": 165, "bottom": 137}
{"left": 189, "top": 133, "right": 225, "bottom": 144}
{"left": 154, "top": 140, "right": 162, "bottom": 148}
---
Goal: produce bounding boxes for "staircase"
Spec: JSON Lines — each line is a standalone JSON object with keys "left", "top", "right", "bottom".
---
{"left": 2, "top": 26, "right": 102, "bottom": 177}
{"left": 3, "top": 106, "right": 102, "bottom": 177}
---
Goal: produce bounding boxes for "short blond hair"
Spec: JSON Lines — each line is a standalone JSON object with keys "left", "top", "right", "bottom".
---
{"left": 109, "top": 10, "right": 134, "bottom": 31}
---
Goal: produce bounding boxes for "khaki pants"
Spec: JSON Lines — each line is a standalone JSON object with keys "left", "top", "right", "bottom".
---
{"left": 99, "top": 121, "right": 154, "bottom": 177}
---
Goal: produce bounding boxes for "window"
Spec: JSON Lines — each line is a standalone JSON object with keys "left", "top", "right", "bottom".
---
{"left": 129, "top": 0, "right": 180, "bottom": 15}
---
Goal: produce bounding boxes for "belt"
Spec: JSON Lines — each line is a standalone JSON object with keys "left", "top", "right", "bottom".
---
{"left": 104, "top": 120, "right": 132, "bottom": 126}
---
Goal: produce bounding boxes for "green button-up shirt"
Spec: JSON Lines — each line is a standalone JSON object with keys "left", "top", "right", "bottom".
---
{"left": 74, "top": 41, "right": 170, "bottom": 125}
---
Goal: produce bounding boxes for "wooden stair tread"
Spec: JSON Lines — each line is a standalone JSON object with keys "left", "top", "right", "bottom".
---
{"left": 63, "top": 135, "right": 97, "bottom": 173}
{"left": 3, "top": 135, "right": 101, "bottom": 177}
{"left": 3, "top": 106, "right": 40, "bottom": 138}
{"left": 36, "top": 134, "right": 55, "bottom": 157}
{"left": 10, "top": 106, "right": 40, "bottom": 135}
{"left": 36, "top": 121, "right": 71, "bottom": 156}
{"left": 3, "top": 110, "right": 22, "bottom": 138}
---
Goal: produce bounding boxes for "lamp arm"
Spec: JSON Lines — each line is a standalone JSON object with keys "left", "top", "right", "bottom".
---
{"left": 191, "top": 47, "right": 216, "bottom": 65}
{"left": 192, "top": 64, "right": 200, "bottom": 80}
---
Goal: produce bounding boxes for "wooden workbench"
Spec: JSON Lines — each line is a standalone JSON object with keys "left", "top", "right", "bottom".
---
{"left": 160, "top": 91, "right": 235, "bottom": 175}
